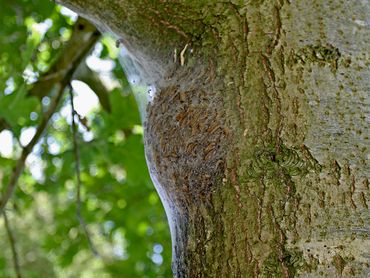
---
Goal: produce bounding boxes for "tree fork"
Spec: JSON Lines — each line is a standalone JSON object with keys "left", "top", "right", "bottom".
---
{"left": 56, "top": 1, "right": 370, "bottom": 277}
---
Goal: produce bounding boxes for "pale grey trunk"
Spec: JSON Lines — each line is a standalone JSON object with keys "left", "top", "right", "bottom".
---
{"left": 56, "top": 0, "right": 369, "bottom": 276}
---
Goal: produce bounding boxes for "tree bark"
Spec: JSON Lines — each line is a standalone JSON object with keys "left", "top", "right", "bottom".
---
{"left": 56, "top": 0, "right": 370, "bottom": 277}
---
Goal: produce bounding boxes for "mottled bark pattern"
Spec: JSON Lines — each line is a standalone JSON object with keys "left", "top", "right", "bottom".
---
{"left": 56, "top": 0, "right": 370, "bottom": 277}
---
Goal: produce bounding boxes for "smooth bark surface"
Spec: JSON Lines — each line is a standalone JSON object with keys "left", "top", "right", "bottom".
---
{"left": 56, "top": 0, "right": 370, "bottom": 277}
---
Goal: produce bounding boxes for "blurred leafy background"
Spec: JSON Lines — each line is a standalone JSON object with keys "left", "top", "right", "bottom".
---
{"left": 0, "top": 0, "right": 171, "bottom": 277}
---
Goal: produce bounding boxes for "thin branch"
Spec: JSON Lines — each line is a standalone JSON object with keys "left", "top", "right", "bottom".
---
{"left": 3, "top": 211, "right": 22, "bottom": 278}
{"left": 69, "top": 87, "right": 99, "bottom": 257}
{"left": 0, "top": 81, "right": 66, "bottom": 214}
{"left": 0, "top": 17, "right": 100, "bottom": 214}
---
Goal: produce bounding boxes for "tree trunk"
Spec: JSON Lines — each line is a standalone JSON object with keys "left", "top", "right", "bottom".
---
{"left": 56, "top": 0, "right": 370, "bottom": 276}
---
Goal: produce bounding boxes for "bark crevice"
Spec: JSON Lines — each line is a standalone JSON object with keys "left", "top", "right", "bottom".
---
{"left": 55, "top": 0, "right": 370, "bottom": 276}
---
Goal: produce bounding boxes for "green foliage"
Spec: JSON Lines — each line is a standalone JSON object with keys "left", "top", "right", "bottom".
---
{"left": 0, "top": 1, "right": 171, "bottom": 277}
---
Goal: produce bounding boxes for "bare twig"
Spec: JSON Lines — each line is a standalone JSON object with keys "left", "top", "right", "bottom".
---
{"left": 0, "top": 81, "right": 66, "bottom": 214}
{"left": 0, "top": 17, "right": 100, "bottom": 214}
{"left": 69, "top": 87, "right": 99, "bottom": 257}
{"left": 3, "top": 211, "right": 22, "bottom": 278}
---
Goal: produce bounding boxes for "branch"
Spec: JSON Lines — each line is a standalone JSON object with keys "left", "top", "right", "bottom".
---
{"left": 29, "top": 17, "right": 101, "bottom": 99}
{"left": 0, "top": 118, "right": 11, "bottom": 133}
{"left": 3, "top": 211, "right": 22, "bottom": 278}
{"left": 0, "top": 17, "right": 100, "bottom": 214}
{"left": 69, "top": 87, "right": 99, "bottom": 257}
{"left": 73, "top": 61, "right": 111, "bottom": 112}
{"left": 0, "top": 80, "right": 65, "bottom": 214}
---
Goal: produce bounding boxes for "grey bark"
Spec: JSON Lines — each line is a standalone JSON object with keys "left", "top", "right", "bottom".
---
{"left": 56, "top": 0, "right": 370, "bottom": 277}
